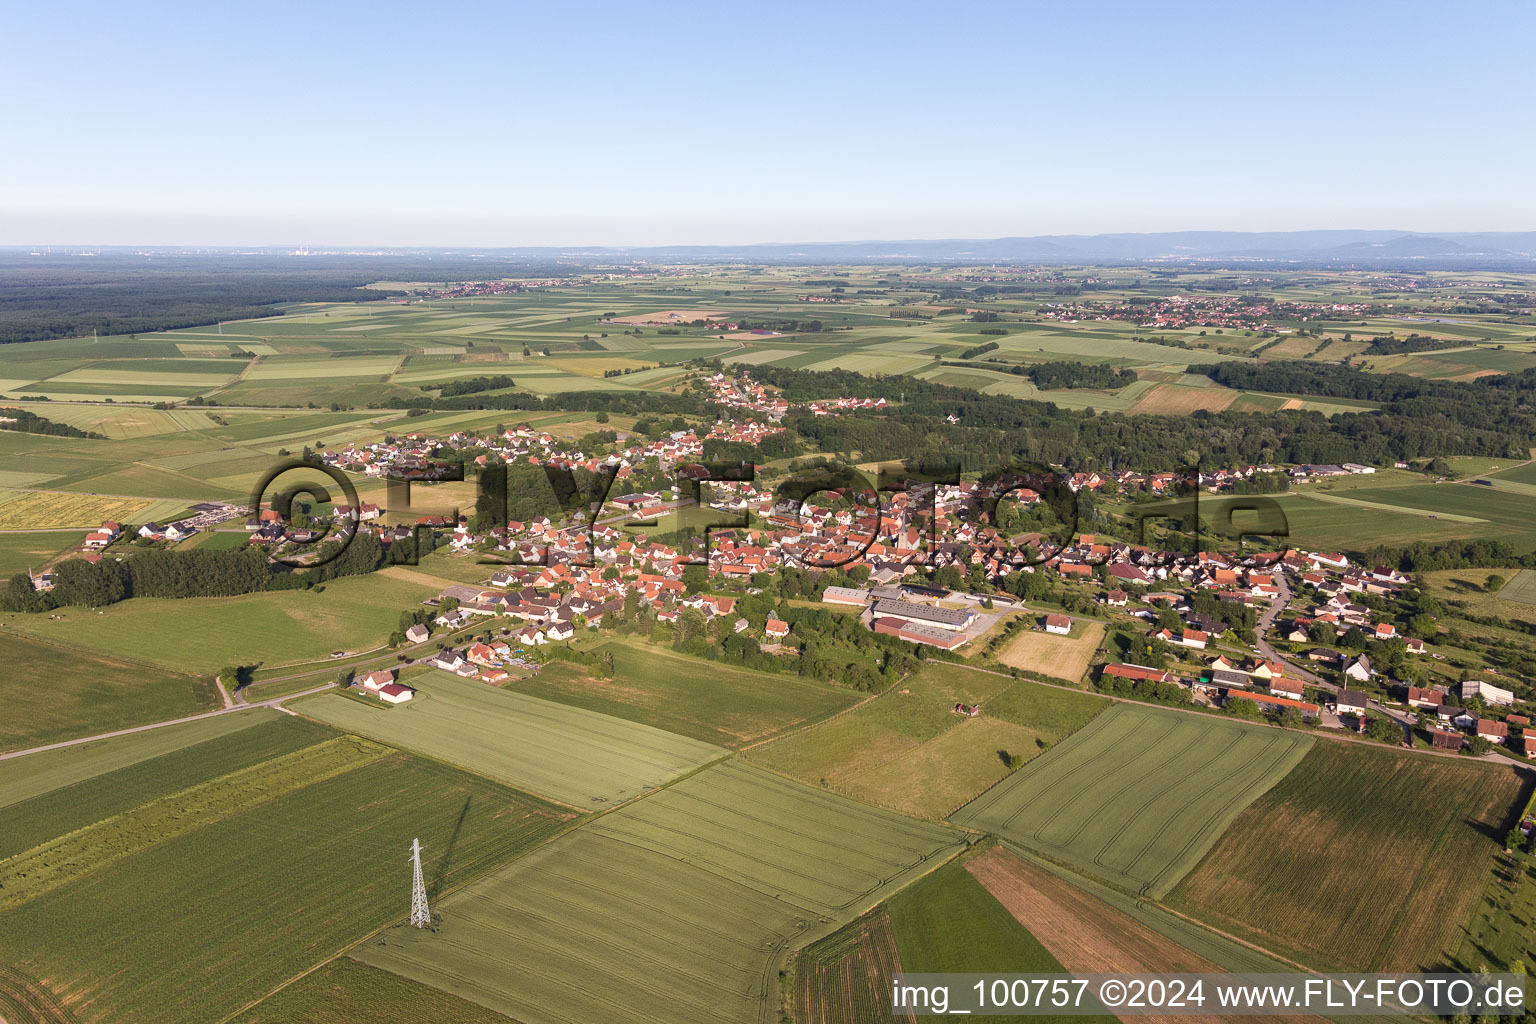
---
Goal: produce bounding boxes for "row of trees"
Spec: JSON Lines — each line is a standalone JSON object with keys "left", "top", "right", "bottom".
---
{"left": 0, "top": 406, "right": 105, "bottom": 439}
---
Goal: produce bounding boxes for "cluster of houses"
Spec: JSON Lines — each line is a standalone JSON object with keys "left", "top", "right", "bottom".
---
{"left": 1039, "top": 293, "right": 1373, "bottom": 330}
{"left": 703, "top": 372, "right": 887, "bottom": 421}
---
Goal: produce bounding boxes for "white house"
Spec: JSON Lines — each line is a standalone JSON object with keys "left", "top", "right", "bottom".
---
{"left": 378, "top": 683, "right": 413, "bottom": 704}
{"left": 1044, "top": 614, "right": 1072, "bottom": 636}
{"left": 405, "top": 623, "right": 430, "bottom": 644}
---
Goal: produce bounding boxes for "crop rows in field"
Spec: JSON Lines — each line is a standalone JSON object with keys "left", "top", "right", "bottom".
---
{"left": 355, "top": 761, "right": 964, "bottom": 1024}
{"left": 0, "top": 709, "right": 281, "bottom": 811}
{"left": 0, "top": 488, "right": 159, "bottom": 529}
{"left": 1167, "top": 741, "right": 1529, "bottom": 971}
{"left": 951, "top": 703, "right": 1314, "bottom": 897}
{"left": 0, "top": 751, "right": 573, "bottom": 1024}
{"left": 0, "top": 717, "right": 336, "bottom": 858}
{"left": 0, "top": 735, "right": 390, "bottom": 911}
{"left": 298, "top": 668, "right": 725, "bottom": 806}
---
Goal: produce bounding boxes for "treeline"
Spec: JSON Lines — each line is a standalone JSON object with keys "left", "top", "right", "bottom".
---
{"left": 0, "top": 406, "right": 105, "bottom": 439}
{"left": 433, "top": 374, "right": 516, "bottom": 398}
{"left": 727, "top": 360, "right": 1532, "bottom": 474}
{"left": 1, "top": 530, "right": 424, "bottom": 613}
{"left": 735, "top": 318, "right": 824, "bottom": 333}
{"left": 960, "top": 341, "right": 1000, "bottom": 359}
{"left": 0, "top": 254, "right": 575, "bottom": 345}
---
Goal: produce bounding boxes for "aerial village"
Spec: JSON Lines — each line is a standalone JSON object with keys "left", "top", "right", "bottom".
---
{"left": 41, "top": 371, "right": 1534, "bottom": 757}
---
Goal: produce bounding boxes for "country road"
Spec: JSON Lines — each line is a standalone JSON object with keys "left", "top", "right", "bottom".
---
{"left": 0, "top": 682, "right": 337, "bottom": 763}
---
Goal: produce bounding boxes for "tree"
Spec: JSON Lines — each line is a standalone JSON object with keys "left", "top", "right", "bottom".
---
{"left": 1487, "top": 573, "right": 1507, "bottom": 593}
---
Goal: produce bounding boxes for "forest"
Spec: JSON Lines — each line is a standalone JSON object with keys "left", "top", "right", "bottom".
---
{"left": 738, "top": 361, "right": 1536, "bottom": 473}
{"left": 0, "top": 253, "right": 567, "bottom": 344}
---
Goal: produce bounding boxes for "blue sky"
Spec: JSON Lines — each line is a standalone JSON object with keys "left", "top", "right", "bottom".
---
{"left": 3, "top": 0, "right": 1532, "bottom": 245}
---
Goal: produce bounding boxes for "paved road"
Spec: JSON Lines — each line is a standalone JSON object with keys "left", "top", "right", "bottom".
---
{"left": 1259, "top": 573, "right": 1449, "bottom": 748}
{"left": 0, "top": 683, "right": 337, "bottom": 763}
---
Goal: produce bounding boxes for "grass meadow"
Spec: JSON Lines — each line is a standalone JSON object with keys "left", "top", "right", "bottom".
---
{"left": 2, "top": 569, "right": 441, "bottom": 672}
{"left": 0, "top": 634, "right": 221, "bottom": 752}
{"left": 747, "top": 663, "right": 1105, "bottom": 819}
{"left": 510, "top": 637, "right": 862, "bottom": 747}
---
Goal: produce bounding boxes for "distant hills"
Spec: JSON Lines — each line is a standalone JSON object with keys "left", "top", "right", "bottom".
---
{"left": 495, "top": 230, "right": 1536, "bottom": 265}
{"left": 6, "top": 231, "right": 1536, "bottom": 266}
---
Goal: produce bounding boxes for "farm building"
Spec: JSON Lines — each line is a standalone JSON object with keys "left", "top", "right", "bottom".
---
{"left": 1100, "top": 662, "right": 1176, "bottom": 684}
{"left": 871, "top": 598, "right": 975, "bottom": 632}
{"left": 1463, "top": 680, "right": 1516, "bottom": 707}
{"left": 378, "top": 683, "right": 414, "bottom": 704}
{"left": 822, "top": 586, "right": 870, "bottom": 606}
{"left": 1225, "top": 689, "right": 1320, "bottom": 718}
{"left": 872, "top": 616, "right": 966, "bottom": 650}
{"left": 1431, "top": 728, "right": 1465, "bottom": 751}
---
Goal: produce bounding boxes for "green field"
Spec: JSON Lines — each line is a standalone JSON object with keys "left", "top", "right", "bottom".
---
{"left": 748, "top": 663, "right": 1105, "bottom": 819}
{"left": 509, "top": 637, "right": 862, "bottom": 747}
{"left": 793, "top": 856, "right": 1103, "bottom": 1024}
{"left": 1496, "top": 568, "right": 1536, "bottom": 606}
{"left": 295, "top": 666, "right": 726, "bottom": 806}
{"left": 1167, "top": 741, "right": 1528, "bottom": 971}
{"left": 0, "top": 634, "right": 221, "bottom": 752}
{"left": 0, "top": 529, "right": 87, "bottom": 575}
{"left": 354, "top": 761, "right": 964, "bottom": 1024}
{"left": 0, "top": 709, "right": 281, "bottom": 810}
{"left": 236, "top": 958, "right": 518, "bottom": 1024}
{"left": 0, "top": 716, "right": 334, "bottom": 858}
{"left": 951, "top": 703, "right": 1314, "bottom": 897}
{"left": 0, "top": 744, "right": 573, "bottom": 1024}
{"left": 2, "top": 569, "right": 441, "bottom": 672}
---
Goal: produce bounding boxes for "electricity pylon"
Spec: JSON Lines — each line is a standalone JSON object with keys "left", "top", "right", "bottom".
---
{"left": 408, "top": 838, "right": 431, "bottom": 928}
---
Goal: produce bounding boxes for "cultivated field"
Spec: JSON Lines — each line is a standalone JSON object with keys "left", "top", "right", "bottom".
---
{"left": 748, "top": 663, "right": 1104, "bottom": 818}
{"left": 793, "top": 912, "right": 911, "bottom": 1024}
{"left": 1497, "top": 568, "right": 1536, "bottom": 606}
{"left": 296, "top": 667, "right": 726, "bottom": 806}
{"left": 1167, "top": 741, "right": 1528, "bottom": 971}
{"left": 995, "top": 620, "right": 1105, "bottom": 682}
{"left": 964, "top": 847, "right": 1313, "bottom": 1024}
{"left": 951, "top": 703, "right": 1314, "bottom": 897}
{"left": 355, "top": 761, "right": 963, "bottom": 1024}
{"left": 0, "top": 735, "right": 392, "bottom": 912}
{"left": 510, "top": 638, "right": 861, "bottom": 747}
{"left": 0, "top": 710, "right": 282, "bottom": 811}
{"left": 0, "top": 747, "right": 572, "bottom": 1024}
{"left": 0, "top": 716, "right": 335, "bottom": 859}
{"left": 237, "top": 959, "right": 517, "bottom": 1024}
{"left": 0, "top": 634, "right": 222, "bottom": 752}
{"left": 0, "top": 489, "right": 176, "bottom": 530}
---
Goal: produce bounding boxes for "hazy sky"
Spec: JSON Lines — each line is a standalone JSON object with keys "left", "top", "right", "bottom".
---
{"left": 4, "top": 0, "right": 1532, "bottom": 246}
